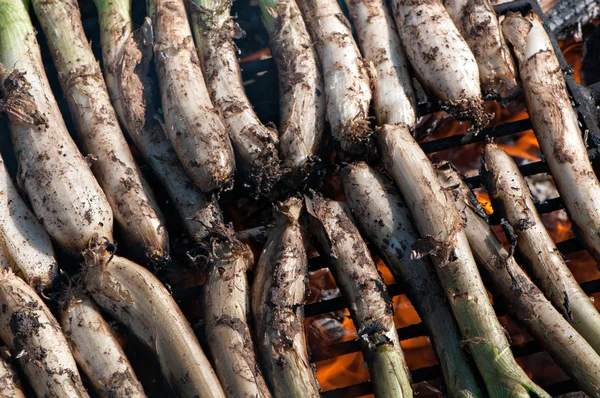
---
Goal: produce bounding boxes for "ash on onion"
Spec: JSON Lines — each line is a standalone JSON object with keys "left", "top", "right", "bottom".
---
{"left": 60, "top": 290, "right": 146, "bottom": 398}
{"left": 482, "top": 144, "right": 600, "bottom": 355}
{"left": 305, "top": 192, "right": 413, "bottom": 398}
{"left": 93, "top": 0, "right": 225, "bottom": 244}
{"left": 341, "top": 162, "right": 483, "bottom": 398}
{"left": 204, "top": 236, "right": 271, "bottom": 397}
{"left": 0, "top": 0, "right": 113, "bottom": 255}
{"left": 83, "top": 237, "right": 226, "bottom": 398}
{"left": 437, "top": 162, "right": 600, "bottom": 397}
{"left": 147, "top": 0, "right": 235, "bottom": 193}
{"left": 296, "top": 0, "right": 374, "bottom": 157}
{"left": 443, "top": 0, "right": 520, "bottom": 99}
{"left": 502, "top": 11, "right": 600, "bottom": 263}
{"left": 390, "top": 0, "right": 490, "bottom": 130}
{"left": 259, "top": 0, "right": 325, "bottom": 173}
{"left": 377, "top": 123, "right": 548, "bottom": 397}
{"left": 344, "top": 0, "right": 417, "bottom": 129}
{"left": 31, "top": 0, "right": 169, "bottom": 264}
{"left": 0, "top": 270, "right": 89, "bottom": 397}
{"left": 190, "top": 0, "right": 281, "bottom": 197}
{"left": 0, "top": 153, "right": 57, "bottom": 291}
{"left": 251, "top": 197, "right": 320, "bottom": 397}
{"left": 0, "top": 349, "right": 25, "bottom": 398}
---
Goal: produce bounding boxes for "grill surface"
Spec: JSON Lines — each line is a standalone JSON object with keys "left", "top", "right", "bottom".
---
{"left": 171, "top": 0, "right": 600, "bottom": 396}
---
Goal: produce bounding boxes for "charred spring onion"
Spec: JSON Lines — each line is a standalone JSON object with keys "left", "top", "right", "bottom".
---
{"left": 344, "top": 0, "right": 417, "bottom": 129}
{"left": 60, "top": 290, "right": 146, "bottom": 398}
{"left": 443, "top": 0, "right": 520, "bottom": 100}
{"left": 481, "top": 144, "right": 600, "bottom": 354}
{"left": 0, "top": 0, "right": 113, "bottom": 255}
{"left": 0, "top": 152, "right": 57, "bottom": 291}
{"left": 502, "top": 11, "right": 600, "bottom": 262}
{"left": 437, "top": 162, "right": 600, "bottom": 397}
{"left": 251, "top": 197, "right": 320, "bottom": 397}
{"left": 306, "top": 192, "right": 413, "bottom": 398}
{"left": 147, "top": 0, "right": 235, "bottom": 193}
{"left": 377, "top": 123, "right": 547, "bottom": 397}
{"left": 259, "top": 0, "right": 325, "bottom": 173}
{"left": 296, "top": 0, "right": 374, "bottom": 157}
{"left": 31, "top": 0, "right": 169, "bottom": 264}
{"left": 341, "top": 162, "right": 483, "bottom": 398}
{"left": 83, "top": 237, "right": 226, "bottom": 397}
{"left": 390, "top": 0, "right": 490, "bottom": 130}
{"left": 93, "top": 0, "right": 225, "bottom": 244}
{"left": 0, "top": 271, "right": 89, "bottom": 397}
{"left": 189, "top": 0, "right": 281, "bottom": 196}
{"left": 204, "top": 237, "right": 271, "bottom": 397}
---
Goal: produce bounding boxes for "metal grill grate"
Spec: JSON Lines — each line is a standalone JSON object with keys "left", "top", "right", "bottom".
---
{"left": 170, "top": 1, "right": 600, "bottom": 396}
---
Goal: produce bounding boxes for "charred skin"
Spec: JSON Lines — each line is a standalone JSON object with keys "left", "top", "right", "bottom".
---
{"left": 481, "top": 144, "right": 600, "bottom": 355}
{"left": 190, "top": 0, "right": 281, "bottom": 197}
{"left": 60, "top": 291, "right": 146, "bottom": 398}
{"left": 437, "top": 162, "right": 600, "bottom": 397}
{"left": 296, "top": 0, "right": 374, "bottom": 157}
{"left": 502, "top": 12, "right": 600, "bottom": 263}
{"left": 0, "top": 1, "right": 113, "bottom": 255}
{"left": 94, "top": 2, "right": 225, "bottom": 244}
{"left": 0, "top": 271, "right": 89, "bottom": 398}
{"left": 0, "top": 349, "right": 25, "bottom": 398}
{"left": 341, "top": 162, "right": 483, "bottom": 398}
{"left": 0, "top": 154, "right": 57, "bottom": 291}
{"left": 31, "top": 0, "right": 169, "bottom": 264}
{"left": 260, "top": 0, "right": 325, "bottom": 172}
{"left": 306, "top": 193, "right": 413, "bottom": 398}
{"left": 443, "top": 0, "right": 520, "bottom": 100}
{"left": 344, "top": 0, "right": 417, "bottom": 128}
{"left": 204, "top": 237, "right": 271, "bottom": 398}
{"left": 147, "top": 0, "right": 235, "bottom": 193}
{"left": 83, "top": 238, "right": 226, "bottom": 398}
{"left": 376, "top": 123, "right": 548, "bottom": 397}
{"left": 251, "top": 197, "right": 320, "bottom": 398}
{"left": 390, "top": 0, "right": 490, "bottom": 130}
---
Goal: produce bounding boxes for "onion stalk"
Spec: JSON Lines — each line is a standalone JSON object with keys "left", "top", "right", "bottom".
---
{"left": 0, "top": 152, "right": 57, "bottom": 291}
{"left": 251, "top": 197, "right": 320, "bottom": 397}
{"left": 93, "top": 0, "right": 225, "bottom": 244}
{"left": 341, "top": 162, "right": 483, "bottom": 398}
{"left": 0, "top": 348, "right": 25, "bottom": 398}
{"left": 0, "top": 270, "right": 89, "bottom": 397}
{"left": 84, "top": 237, "right": 226, "bottom": 397}
{"left": 437, "top": 162, "right": 600, "bottom": 397}
{"left": 204, "top": 236, "right": 271, "bottom": 397}
{"left": 306, "top": 192, "right": 413, "bottom": 398}
{"left": 189, "top": 0, "right": 281, "bottom": 196}
{"left": 0, "top": 0, "right": 113, "bottom": 254}
{"left": 259, "top": 0, "right": 325, "bottom": 173}
{"left": 31, "top": 0, "right": 169, "bottom": 264}
{"left": 146, "top": 0, "right": 235, "bottom": 193}
{"left": 344, "top": 0, "right": 417, "bottom": 128}
{"left": 481, "top": 144, "right": 600, "bottom": 354}
{"left": 296, "top": 0, "right": 374, "bottom": 157}
{"left": 502, "top": 11, "right": 600, "bottom": 262}
{"left": 377, "top": 123, "right": 548, "bottom": 397}
{"left": 443, "top": 0, "right": 520, "bottom": 99}
{"left": 60, "top": 290, "right": 146, "bottom": 398}
{"left": 390, "top": 0, "right": 490, "bottom": 129}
